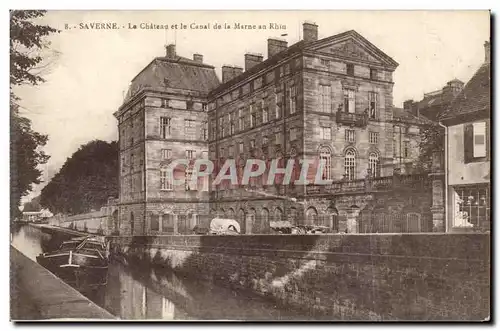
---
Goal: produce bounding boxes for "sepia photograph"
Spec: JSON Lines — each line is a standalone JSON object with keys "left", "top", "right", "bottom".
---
{"left": 9, "top": 10, "right": 491, "bottom": 321}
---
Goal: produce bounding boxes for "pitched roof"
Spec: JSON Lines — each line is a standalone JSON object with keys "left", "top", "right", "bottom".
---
{"left": 123, "top": 56, "right": 220, "bottom": 104}
{"left": 440, "top": 63, "right": 491, "bottom": 121}
{"left": 393, "top": 107, "right": 434, "bottom": 126}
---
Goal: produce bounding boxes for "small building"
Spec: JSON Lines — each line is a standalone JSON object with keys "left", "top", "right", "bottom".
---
{"left": 439, "top": 41, "right": 491, "bottom": 232}
{"left": 22, "top": 211, "right": 43, "bottom": 223}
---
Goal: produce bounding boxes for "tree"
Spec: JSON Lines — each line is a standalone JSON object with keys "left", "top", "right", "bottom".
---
{"left": 23, "top": 196, "right": 42, "bottom": 212}
{"left": 415, "top": 122, "right": 445, "bottom": 172}
{"left": 40, "top": 140, "right": 119, "bottom": 215}
{"left": 10, "top": 10, "right": 58, "bottom": 219}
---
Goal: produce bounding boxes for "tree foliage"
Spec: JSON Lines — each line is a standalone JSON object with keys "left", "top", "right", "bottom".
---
{"left": 10, "top": 10, "right": 58, "bottom": 86}
{"left": 40, "top": 140, "right": 119, "bottom": 215}
{"left": 10, "top": 10, "right": 58, "bottom": 218}
{"left": 23, "top": 196, "right": 42, "bottom": 212}
{"left": 415, "top": 122, "right": 445, "bottom": 172}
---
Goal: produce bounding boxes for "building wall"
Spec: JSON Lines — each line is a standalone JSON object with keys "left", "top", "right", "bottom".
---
{"left": 302, "top": 54, "right": 395, "bottom": 179}
{"left": 447, "top": 122, "right": 490, "bottom": 186}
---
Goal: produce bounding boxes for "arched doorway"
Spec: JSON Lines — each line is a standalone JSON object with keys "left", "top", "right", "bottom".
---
{"left": 261, "top": 208, "right": 270, "bottom": 234}
{"left": 227, "top": 208, "right": 235, "bottom": 219}
{"left": 326, "top": 206, "right": 339, "bottom": 232}
{"left": 346, "top": 205, "right": 360, "bottom": 233}
{"left": 247, "top": 208, "right": 256, "bottom": 234}
{"left": 130, "top": 212, "right": 135, "bottom": 236}
{"left": 237, "top": 209, "right": 245, "bottom": 234}
{"left": 112, "top": 210, "right": 119, "bottom": 235}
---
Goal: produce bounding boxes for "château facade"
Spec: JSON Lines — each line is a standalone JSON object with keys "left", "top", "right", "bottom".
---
{"left": 114, "top": 23, "right": 431, "bottom": 235}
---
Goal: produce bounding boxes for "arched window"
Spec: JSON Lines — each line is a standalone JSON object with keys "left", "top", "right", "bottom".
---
{"left": 306, "top": 207, "right": 318, "bottom": 225}
{"left": 319, "top": 147, "right": 332, "bottom": 180}
{"left": 262, "top": 208, "right": 269, "bottom": 224}
{"left": 344, "top": 149, "right": 356, "bottom": 181}
{"left": 369, "top": 152, "right": 380, "bottom": 177}
{"left": 274, "top": 207, "right": 283, "bottom": 222}
{"left": 227, "top": 208, "right": 235, "bottom": 219}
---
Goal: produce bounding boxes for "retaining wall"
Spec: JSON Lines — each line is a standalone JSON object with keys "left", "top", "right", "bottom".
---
{"left": 108, "top": 233, "right": 490, "bottom": 321}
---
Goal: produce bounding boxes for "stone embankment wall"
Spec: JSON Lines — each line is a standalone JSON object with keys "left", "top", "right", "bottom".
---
{"left": 108, "top": 233, "right": 490, "bottom": 321}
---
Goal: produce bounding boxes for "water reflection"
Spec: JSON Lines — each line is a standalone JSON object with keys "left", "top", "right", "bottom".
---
{"left": 11, "top": 225, "right": 312, "bottom": 321}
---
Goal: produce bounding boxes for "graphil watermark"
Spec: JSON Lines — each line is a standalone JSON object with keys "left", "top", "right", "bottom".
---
{"left": 163, "top": 158, "right": 345, "bottom": 189}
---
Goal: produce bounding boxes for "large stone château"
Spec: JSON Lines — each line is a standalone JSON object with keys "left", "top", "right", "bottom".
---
{"left": 114, "top": 23, "right": 431, "bottom": 235}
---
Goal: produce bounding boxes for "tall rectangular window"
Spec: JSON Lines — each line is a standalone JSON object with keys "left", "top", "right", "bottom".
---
{"left": 229, "top": 113, "right": 235, "bottom": 135}
{"left": 403, "top": 141, "right": 410, "bottom": 158}
{"left": 201, "top": 121, "right": 208, "bottom": 140}
{"left": 275, "top": 92, "right": 282, "bottom": 119}
{"left": 369, "top": 132, "right": 379, "bottom": 144}
{"left": 346, "top": 63, "right": 354, "bottom": 76}
{"left": 184, "top": 119, "right": 196, "bottom": 139}
{"left": 345, "top": 129, "right": 355, "bottom": 142}
{"left": 368, "top": 92, "right": 378, "bottom": 119}
{"left": 343, "top": 89, "right": 355, "bottom": 113}
{"left": 275, "top": 132, "right": 281, "bottom": 145}
{"left": 290, "top": 127, "right": 297, "bottom": 141}
{"left": 320, "top": 127, "right": 331, "bottom": 140}
{"left": 250, "top": 109, "right": 256, "bottom": 128}
{"left": 210, "top": 119, "right": 216, "bottom": 140}
{"left": 160, "top": 117, "right": 171, "bottom": 138}
{"left": 185, "top": 168, "right": 196, "bottom": 191}
{"left": 238, "top": 108, "right": 245, "bottom": 131}
{"left": 289, "top": 86, "right": 297, "bottom": 114}
{"left": 319, "top": 85, "right": 332, "bottom": 113}
{"left": 161, "top": 149, "right": 172, "bottom": 160}
{"left": 219, "top": 117, "right": 225, "bottom": 138}
{"left": 263, "top": 107, "right": 269, "bottom": 123}
{"left": 160, "top": 169, "right": 173, "bottom": 191}
{"left": 238, "top": 142, "right": 244, "bottom": 154}
{"left": 186, "top": 150, "right": 195, "bottom": 159}
{"left": 228, "top": 145, "right": 234, "bottom": 157}
{"left": 370, "top": 68, "right": 378, "bottom": 80}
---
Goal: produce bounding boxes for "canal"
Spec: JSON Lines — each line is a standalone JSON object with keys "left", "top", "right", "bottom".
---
{"left": 11, "top": 224, "right": 312, "bottom": 321}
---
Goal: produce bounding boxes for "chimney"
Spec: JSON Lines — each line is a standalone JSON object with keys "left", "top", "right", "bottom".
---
{"left": 166, "top": 44, "right": 176, "bottom": 58}
{"left": 267, "top": 38, "right": 288, "bottom": 58}
{"left": 484, "top": 41, "right": 490, "bottom": 63}
{"left": 231, "top": 66, "right": 243, "bottom": 78}
{"left": 193, "top": 54, "right": 203, "bottom": 63}
{"left": 222, "top": 65, "right": 234, "bottom": 83}
{"left": 403, "top": 99, "right": 414, "bottom": 111}
{"left": 442, "top": 79, "right": 464, "bottom": 99}
{"left": 244, "top": 53, "right": 263, "bottom": 71}
{"left": 303, "top": 22, "right": 318, "bottom": 42}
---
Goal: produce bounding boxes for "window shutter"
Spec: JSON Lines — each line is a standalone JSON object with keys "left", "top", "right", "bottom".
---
{"left": 464, "top": 123, "right": 474, "bottom": 163}
{"left": 473, "top": 122, "right": 486, "bottom": 158}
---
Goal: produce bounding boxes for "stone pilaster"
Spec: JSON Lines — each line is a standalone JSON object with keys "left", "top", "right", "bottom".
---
{"left": 430, "top": 150, "right": 446, "bottom": 232}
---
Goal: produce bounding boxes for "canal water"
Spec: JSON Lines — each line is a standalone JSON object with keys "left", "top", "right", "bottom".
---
{"left": 11, "top": 224, "right": 311, "bottom": 321}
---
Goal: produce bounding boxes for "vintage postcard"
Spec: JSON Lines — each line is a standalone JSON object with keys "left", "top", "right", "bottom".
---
{"left": 9, "top": 10, "right": 491, "bottom": 321}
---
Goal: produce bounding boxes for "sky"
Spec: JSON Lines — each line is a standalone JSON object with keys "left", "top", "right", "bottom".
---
{"left": 15, "top": 10, "right": 490, "bottom": 203}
